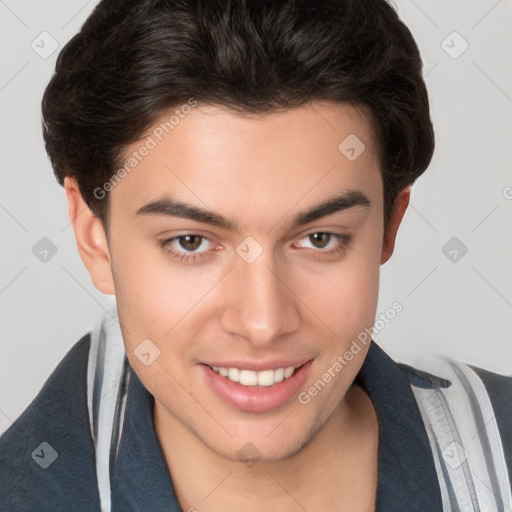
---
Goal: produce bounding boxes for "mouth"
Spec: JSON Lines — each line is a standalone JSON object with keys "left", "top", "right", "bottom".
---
{"left": 207, "top": 364, "right": 300, "bottom": 387}
{"left": 198, "top": 359, "right": 313, "bottom": 412}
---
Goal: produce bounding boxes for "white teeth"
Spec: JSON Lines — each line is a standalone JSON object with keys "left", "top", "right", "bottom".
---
{"left": 274, "top": 368, "right": 285, "bottom": 383}
{"left": 228, "top": 368, "right": 240, "bottom": 383}
{"left": 211, "top": 365, "right": 297, "bottom": 386}
{"left": 239, "top": 370, "right": 258, "bottom": 386}
{"left": 257, "top": 369, "right": 275, "bottom": 386}
{"left": 284, "top": 366, "right": 295, "bottom": 378}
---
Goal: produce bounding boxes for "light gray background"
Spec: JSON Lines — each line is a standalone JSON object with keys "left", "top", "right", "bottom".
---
{"left": 1, "top": 0, "right": 511, "bottom": 432}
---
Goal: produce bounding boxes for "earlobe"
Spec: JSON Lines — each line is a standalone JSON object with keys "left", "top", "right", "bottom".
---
{"left": 63, "top": 177, "right": 115, "bottom": 295}
{"left": 380, "top": 186, "right": 410, "bottom": 264}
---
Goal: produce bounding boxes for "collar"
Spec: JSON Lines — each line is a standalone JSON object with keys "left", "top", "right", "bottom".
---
{"left": 111, "top": 340, "right": 443, "bottom": 511}
{"left": 355, "top": 341, "right": 443, "bottom": 511}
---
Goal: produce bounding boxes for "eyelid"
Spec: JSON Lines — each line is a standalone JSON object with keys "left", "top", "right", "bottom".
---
{"left": 291, "top": 224, "right": 351, "bottom": 239}
{"left": 160, "top": 232, "right": 216, "bottom": 250}
{"left": 156, "top": 228, "right": 218, "bottom": 240}
{"left": 292, "top": 231, "right": 351, "bottom": 248}
{"left": 159, "top": 229, "right": 352, "bottom": 266}
{"left": 161, "top": 229, "right": 349, "bottom": 246}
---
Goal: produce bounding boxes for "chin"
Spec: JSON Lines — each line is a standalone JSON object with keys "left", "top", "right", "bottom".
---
{"left": 197, "top": 416, "right": 320, "bottom": 465}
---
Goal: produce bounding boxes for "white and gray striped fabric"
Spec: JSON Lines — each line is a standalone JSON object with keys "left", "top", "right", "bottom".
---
{"left": 410, "top": 355, "right": 512, "bottom": 511}
{"left": 86, "top": 308, "right": 511, "bottom": 512}
{"left": 86, "top": 308, "right": 130, "bottom": 512}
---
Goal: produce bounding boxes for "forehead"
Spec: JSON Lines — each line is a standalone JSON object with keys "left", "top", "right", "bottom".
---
{"left": 110, "top": 100, "right": 382, "bottom": 222}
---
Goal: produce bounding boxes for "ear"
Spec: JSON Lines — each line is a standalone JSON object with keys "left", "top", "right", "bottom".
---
{"left": 64, "top": 177, "right": 115, "bottom": 295}
{"left": 380, "top": 186, "right": 410, "bottom": 264}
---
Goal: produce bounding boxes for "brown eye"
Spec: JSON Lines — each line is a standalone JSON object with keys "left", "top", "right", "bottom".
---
{"left": 292, "top": 232, "right": 351, "bottom": 257}
{"left": 308, "top": 233, "right": 332, "bottom": 249}
{"left": 178, "top": 235, "right": 203, "bottom": 251}
{"left": 160, "top": 233, "right": 218, "bottom": 264}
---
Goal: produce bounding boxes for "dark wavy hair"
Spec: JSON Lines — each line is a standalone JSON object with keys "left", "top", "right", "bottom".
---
{"left": 42, "top": 0, "right": 434, "bottom": 235}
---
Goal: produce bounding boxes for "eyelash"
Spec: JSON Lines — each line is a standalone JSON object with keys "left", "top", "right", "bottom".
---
{"left": 159, "top": 232, "right": 352, "bottom": 264}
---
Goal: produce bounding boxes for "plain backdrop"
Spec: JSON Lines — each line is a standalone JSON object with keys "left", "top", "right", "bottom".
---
{"left": 1, "top": 0, "right": 511, "bottom": 432}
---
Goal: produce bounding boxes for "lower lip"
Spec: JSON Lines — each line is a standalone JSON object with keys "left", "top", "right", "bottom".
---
{"left": 199, "top": 360, "right": 313, "bottom": 413}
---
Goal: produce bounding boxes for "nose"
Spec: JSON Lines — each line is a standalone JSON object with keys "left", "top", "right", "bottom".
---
{"left": 219, "top": 252, "right": 301, "bottom": 347}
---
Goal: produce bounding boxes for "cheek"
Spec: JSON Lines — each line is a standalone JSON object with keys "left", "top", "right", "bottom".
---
{"left": 111, "top": 235, "right": 199, "bottom": 315}
{"left": 299, "top": 233, "right": 382, "bottom": 336}
{"left": 110, "top": 238, "right": 227, "bottom": 360}
{"left": 316, "top": 265, "right": 379, "bottom": 342}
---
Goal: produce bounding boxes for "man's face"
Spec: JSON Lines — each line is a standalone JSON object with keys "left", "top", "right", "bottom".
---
{"left": 99, "top": 101, "right": 389, "bottom": 461}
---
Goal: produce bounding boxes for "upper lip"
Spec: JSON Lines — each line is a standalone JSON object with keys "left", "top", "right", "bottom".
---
{"left": 201, "top": 357, "right": 312, "bottom": 372}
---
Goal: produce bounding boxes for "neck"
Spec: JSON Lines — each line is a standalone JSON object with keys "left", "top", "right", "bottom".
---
{"left": 153, "top": 383, "right": 378, "bottom": 512}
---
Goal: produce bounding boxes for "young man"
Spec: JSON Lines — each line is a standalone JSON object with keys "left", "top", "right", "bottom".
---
{"left": 1, "top": 0, "right": 510, "bottom": 511}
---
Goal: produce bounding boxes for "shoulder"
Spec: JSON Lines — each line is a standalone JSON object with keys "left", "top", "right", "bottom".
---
{"left": 398, "top": 356, "right": 512, "bottom": 499}
{"left": 469, "top": 364, "right": 512, "bottom": 406}
{"left": 398, "top": 356, "right": 512, "bottom": 430}
{"left": 469, "top": 364, "right": 512, "bottom": 465}
{"left": 0, "top": 333, "right": 101, "bottom": 512}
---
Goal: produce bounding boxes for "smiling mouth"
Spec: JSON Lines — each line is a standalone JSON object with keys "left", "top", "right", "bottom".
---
{"left": 200, "top": 359, "right": 314, "bottom": 412}
{"left": 205, "top": 363, "right": 304, "bottom": 387}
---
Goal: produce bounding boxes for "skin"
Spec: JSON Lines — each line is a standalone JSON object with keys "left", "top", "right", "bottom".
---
{"left": 64, "top": 100, "right": 409, "bottom": 511}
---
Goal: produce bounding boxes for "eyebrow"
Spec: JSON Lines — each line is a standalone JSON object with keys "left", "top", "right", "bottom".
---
{"left": 135, "top": 189, "right": 371, "bottom": 232}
